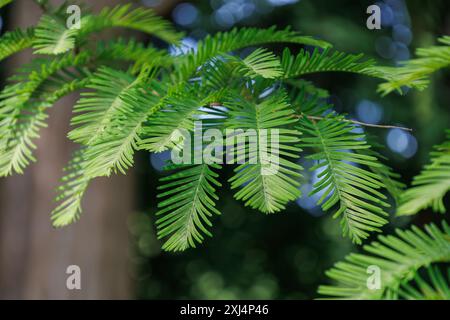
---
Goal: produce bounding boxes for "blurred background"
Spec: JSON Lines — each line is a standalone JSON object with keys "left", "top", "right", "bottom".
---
{"left": 0, "top": 0, "right": 449, "bottom": 299}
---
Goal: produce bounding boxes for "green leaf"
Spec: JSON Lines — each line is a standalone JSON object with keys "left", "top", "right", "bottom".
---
{"left": 318, "top": 221, "right": 450, "bottom": 299}
{"left": 0, "top": 28, "right": 34, "bottom": 61}
{"left": 378, "top": 36, "right": 450, "bottom": 95}
{"left": 33, "top": 4, "right": 182, "bottom": 55}
{"left": 51, "top": 150, "right": 90, "bottom": 227}
{"left": 33, "top": 15, "right": 78, "bottom": 54}
{"left": 238, "top": 48, "right": 283, "bottom": 79}
{"left": 0, "top": 38, "right": 169, "bottom": 177}
{"left": 0, "top": 53, "right": 92, "bottom": 176}
{"left": 398, "top": 266, "right": 450, "bottom": 300}
{"left": 68, "top": 67, "right": 137, "bottom": 145}
{"left": 93, "top": 4, "right": 182, "bottom": 44}
{"left": 357, "top": 138, "right": 405, "bottom": 206}
{"left": 281, "top": 47, "right": 395, "bottom": 80}
{"left": 397, "top": 130, "right": 450, "bottom": 215}
{"left": 156, "top": 163, "right": 222, "bottom": 252}
{"left": 299, "top": 114, "right": 390, "bottom": 244}
{"left": 226, "top": 90, "right": 302, "bottom": 213}
{"left": 138, "top": 85, "right": 227, "bottom": 153}
{"left": 177, "top": 26, "right": 331, "bottom": 80}
{"left": 138, "top": 93, "right": 202, "bottom": 152}
{"left": 52, "top": 68, "right": 165, "bottom": 226}
{"left": 0, "top": 77, "right": 90, "bottom": 177}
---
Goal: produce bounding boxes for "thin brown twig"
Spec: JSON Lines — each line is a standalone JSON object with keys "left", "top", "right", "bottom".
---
{"left": 208, "top": 102, "right": 413, "bottom": 132}
{"left": 294, "top": 113, "right": 413, "bottom": 132}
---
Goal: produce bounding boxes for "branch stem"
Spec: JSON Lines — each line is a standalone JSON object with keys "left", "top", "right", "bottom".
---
{"left": 208, "top": 102, "right": 412, "bottom": 132}
{"left": 295, "top": 113, "right": 413, "bottom": 131}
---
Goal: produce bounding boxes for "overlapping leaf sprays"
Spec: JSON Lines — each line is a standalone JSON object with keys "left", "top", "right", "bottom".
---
{"left": 319, "top": 38, "right": 450, "bottom": 300}
{"left": 0, "top": 1, "right": 447, "bottom": 257}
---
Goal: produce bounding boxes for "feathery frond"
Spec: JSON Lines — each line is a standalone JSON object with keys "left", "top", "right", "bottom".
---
{"left": 33, "top": 15, "right": 78, "bottom": 54}
{"left": 199, "top": 57, "right": 246, "bottom": 91}
{"left": 378, "top": 36, "right": 450, "bottom": 95}
{"left": 0, "top": 28, "right": 34, "bottom": 62}
{"left": 138, "top": 91, "right": 202, "bottom": 153}
{"left": 396, "top": 265, "right": 450, "bottom": 300}
{"left": 32, "top": 4, "right": 182, "bottom": 55}
{"left": 397, "top": 130, "right": 450, "bottom": 215}
{"left": 226, "top": 90, "right": 302, "bottom": 213}
{"left": 68, "top": 67, "right": 137, "bottom": 145}
{"left": 281, "top": 47, "right": 395, "bottom": 80}
{"left": 1, "top": 1, "right": 440, "bottom": 256}
{"left": 176, "top": 26, "right": 331, "bottom": 79}
{"left": 357, "top": 142, "right": 405, "bottom": 206}
{"left": 52, "top": 67, "right": 164, "bottom": 225}
{"left": 237, "top": 48, "right": 283, "bottom": 79}
{"left": 299, "top": 114, "right": 390, "bottom": 244}
{"left": 91, "top": 4, "right": 182, "bottom": 44}
{"left": 138, "top": 83, "right": 229, "bottom": 153}
{"left": 0, "top": 38, "right": 167, "bottom": 177}
{"left": 318, "top": 221, "right": 450, "bottom": 299}
{"left": 0, "top": 53, "right": 91, "bottom": 176}
{"left": 0, "top": 77, "right": 91, "bottom": 176}
{"left": 94, "top": 38, "right": 171, "bottom": 72}
{"left": 156, "top": 163, "right": 222, "bottom": 252}
{"left": 51, "top": 150, "right": 90, "bottom": 227}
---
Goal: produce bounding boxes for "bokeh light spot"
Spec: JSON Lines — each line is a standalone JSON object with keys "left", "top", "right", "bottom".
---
{"left": 356, "top": 100, "right": 383, "bottom": 124}
{"left": 172, "top": 3, "right": 199, "bottom": 26}
{"left": 394, "top": 41, "right": 410, "bottom": 61}
{"left": 392, "top": 24, "right": 412, "bottom": 45}
{"left": 387, "top": 129, "right": 418, "bottom": 158}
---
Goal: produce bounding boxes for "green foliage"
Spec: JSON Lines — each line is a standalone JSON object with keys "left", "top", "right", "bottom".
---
{"left": 379, "top": 36, "right": 450, "bottom": 95}
{"left": 299, "top": 114, "right": 390, "bottom": 244}
{"left": 225, "top": 90, "right": 302, "bottom": 213}
{"left": 156, "top": 163, "right": 222, "bottom": 252}
{"left": 0, "top": 0, "right": 12, "bottom": 9}
{"left": 137, "top": 85, "right": 220, "bottom": 153}
{"left": 32, "top": 4, "right": 182, "bottom": 55}
{"left": 52, "top": 67, "right": 162, "bottom": 226}
{"left": 68, "top": 67, "right": 137, "bottom": 145}
{"left": 34, "top": 14, "right": 79, "bottom": 54}
{"left": 0, "top": 53, "right": 91, "bottom": 176}
{"left": 0, "top": 28, "right": 34, "bottom": 61}
{"left": 238, "top": 48, "right": 283, "bottom": 79}
{"left": 313, "top": 32, "right": 450, "bottom": 300}
{"left": 175, "top": 26, "right": 331, "bottom": 80}
{"left": 281, "top": 47, "right": 397, "bottom": 80}
{"left": 318, "top": 221, "right": 450, "bottom": 299}
{"left": 361, "top": 146, "right": 405, "bottom": 206}
{"left": 396, "top": 265, "right": 450, "bottom": 300}
{"left": 0, "top": 1, "right": 447, "bottom": 257}
{"left": 397, "top": 131, "right": 450, "bottom": 215}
